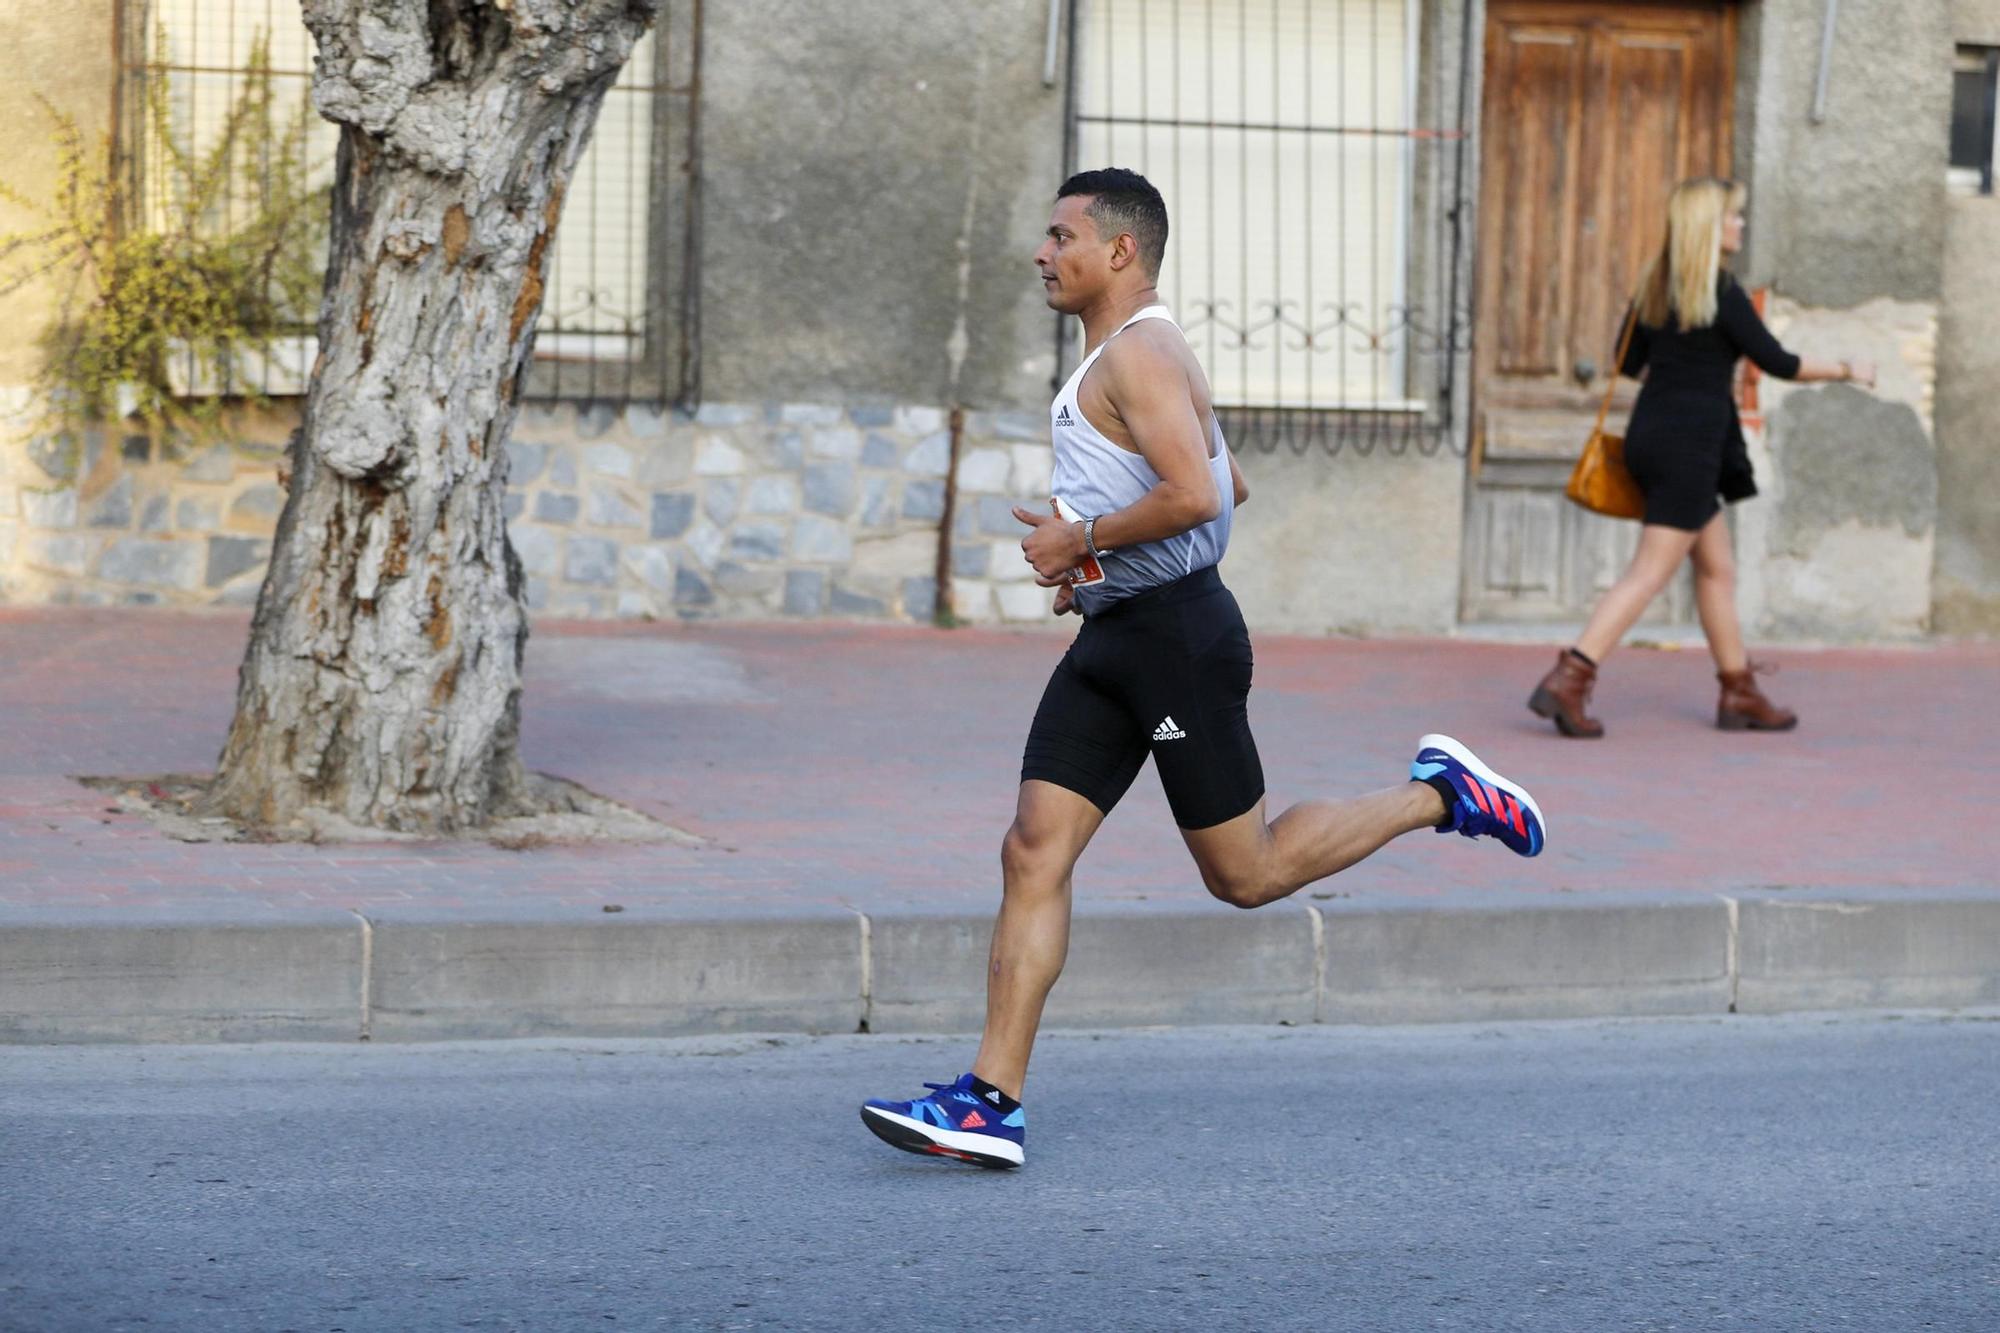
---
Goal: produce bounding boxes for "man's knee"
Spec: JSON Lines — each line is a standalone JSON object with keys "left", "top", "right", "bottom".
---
{"left": 1001, "top": 820, "right": 1069, "bottom": 893}
{"left": 1199, "top": 860, "right": 1274, "bottom": 910}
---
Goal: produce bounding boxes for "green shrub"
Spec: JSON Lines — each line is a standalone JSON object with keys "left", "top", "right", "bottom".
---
{"left": 0, "top": 32, "right": 329, "bottom": 454}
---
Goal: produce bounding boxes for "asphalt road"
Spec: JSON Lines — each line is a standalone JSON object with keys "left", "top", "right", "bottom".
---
{"left": 2, "top": 1014, "right": 1996, "bottom": 1332}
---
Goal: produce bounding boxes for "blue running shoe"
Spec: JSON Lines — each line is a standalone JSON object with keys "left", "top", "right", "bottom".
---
{"left": 1412, "top": 732, "right": 1546, "bottom": 857}
{"left": 861, "top": 1074, "right": 1025, "bottom": 1169}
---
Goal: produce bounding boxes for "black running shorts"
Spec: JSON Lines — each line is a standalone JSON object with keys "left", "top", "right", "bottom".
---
{"left": 1021, "top": 565, "right": 1265, "bottom": 830}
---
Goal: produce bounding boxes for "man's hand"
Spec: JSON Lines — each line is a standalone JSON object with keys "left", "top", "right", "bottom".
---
{"left": 1051, "top": 583, "right": 1078, "bottom": 616}
{"left": 1013, "top": 505, "right": 1086, "bottom": 587}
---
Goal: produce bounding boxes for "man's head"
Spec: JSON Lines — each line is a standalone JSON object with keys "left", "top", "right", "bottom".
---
{"left": 1035, "top": 168, "right": 1168, "bottom": 313}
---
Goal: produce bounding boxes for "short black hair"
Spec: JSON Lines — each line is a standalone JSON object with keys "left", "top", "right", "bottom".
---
{"left": 1057, "top": 168, "right": 1168, "bottom": 278}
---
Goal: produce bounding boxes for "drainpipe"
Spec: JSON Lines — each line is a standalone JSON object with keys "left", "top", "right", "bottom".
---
{"left": 1811, "top": 0, "right": 1840, "bottom": 124}
{"left": 935, "top": 24, "right": 994, "bottom": 628}
{"left": 1042, "top": 0, "right": 1064, "bottom": 87}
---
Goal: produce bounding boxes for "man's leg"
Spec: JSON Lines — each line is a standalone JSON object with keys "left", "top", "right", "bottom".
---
{"left": 1138, "top": 580, "right": 1526, "bottom": 911}
{"left": 1180, "top": 784, "right": 1446, "bottom": 910}
{"left": 859, "top": 641, "right": 1143, "bottom": 1165}
{"left": 969, "top": 779, "right": 1106, "bottom": 1101}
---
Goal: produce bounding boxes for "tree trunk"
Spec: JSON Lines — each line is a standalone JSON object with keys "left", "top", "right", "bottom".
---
{"left": 209, "top": 0, "right": 658, "bottom": 833}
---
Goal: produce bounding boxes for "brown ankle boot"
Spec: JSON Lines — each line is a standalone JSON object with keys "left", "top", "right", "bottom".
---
{"left": 1717, "top": 661, "right": 1797, "bottom": 731}
{"left": 1528, "top": 649, "right": 1605, "bottom": 738}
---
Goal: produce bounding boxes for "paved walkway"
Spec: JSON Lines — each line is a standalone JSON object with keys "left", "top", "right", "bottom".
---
{"left": 0, "top": 607, "right": 1991, "bottom": 922}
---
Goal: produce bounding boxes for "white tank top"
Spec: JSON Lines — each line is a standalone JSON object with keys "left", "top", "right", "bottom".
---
{"left": 1049, "top": 305, "right": 1236, "bottom": 613}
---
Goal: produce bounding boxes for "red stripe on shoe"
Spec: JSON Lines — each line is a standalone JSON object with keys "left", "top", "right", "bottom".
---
{"left": 1465, "top": 779, "right": 1492, "bottom": 816}
{"left": 1480, "top": 781, "right": 1505, "bottom": 817}
{"left": 1502, "top": 794, "right": 1526, "bottom": 837}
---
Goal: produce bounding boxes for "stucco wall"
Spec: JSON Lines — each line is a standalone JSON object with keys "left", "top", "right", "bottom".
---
{"left": 697, "top": 0, "right": 1068, "bottom": 412}
{"left": 1229, "top": 446, "right": 1464, "bottom": 637}
{"left": 0, "top": 1, "right": 119, "bottom": 600}
{"left": 1933, "top": 0, "right": 2000, "bottom": 634}
{"left": 1726, "top": 0, "right": 1953, "bottom": 641}
{"left": 1735, "top": 0, "right": 1951, "bottom": 307}
{"left": 1928, "top": 206, "right": 2000, "bottom": 632}
{"left": 0, "top": 1, "right": 116, "bottom": 384}
{"left": 1957, "top": 0, "right": 2000, "bottom": 45}
{"left": 1735, "top": 299, "right": 1940, "bottom": 640}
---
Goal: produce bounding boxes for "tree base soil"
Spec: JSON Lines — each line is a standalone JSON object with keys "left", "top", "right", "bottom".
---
{"left": 79, "top": 773, "right": 700, "bottom": 850}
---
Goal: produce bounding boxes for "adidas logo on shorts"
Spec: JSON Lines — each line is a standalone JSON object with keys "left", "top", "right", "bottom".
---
{"left": 1153, "top": 715, "right": 1187, "bottom": 741}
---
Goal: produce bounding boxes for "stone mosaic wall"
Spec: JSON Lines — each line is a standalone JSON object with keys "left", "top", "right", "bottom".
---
{"left": 500, "top": 399, "right": 1054, "bottom": 624}
{"left": 0, "top": 390, "right": 289, "bottom": 608}
{"left": 0, "top": 392, "right": 1062, "bottom": 626}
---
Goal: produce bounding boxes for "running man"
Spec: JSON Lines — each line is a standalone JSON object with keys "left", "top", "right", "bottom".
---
{"left": 860, "top": 169, "right": 1544, "bottom": 1169}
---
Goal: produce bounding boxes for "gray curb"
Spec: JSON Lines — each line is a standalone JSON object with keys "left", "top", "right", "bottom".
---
{"left": 3, "top": 896, "right": 1998, "bottom": 1043}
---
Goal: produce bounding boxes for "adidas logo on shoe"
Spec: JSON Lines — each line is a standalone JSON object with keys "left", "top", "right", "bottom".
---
{"left": 1153, "top": 715, "right": 1187, "bottom": 741}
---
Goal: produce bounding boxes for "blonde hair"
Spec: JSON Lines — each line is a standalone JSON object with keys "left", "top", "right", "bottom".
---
{"left": 1634, "top": 177, "right": 1746, "bottom": 331}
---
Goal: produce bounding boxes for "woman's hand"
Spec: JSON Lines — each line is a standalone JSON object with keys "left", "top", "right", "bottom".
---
{"left": 1801, "top": 356, "right": 1877, "bottom": 388}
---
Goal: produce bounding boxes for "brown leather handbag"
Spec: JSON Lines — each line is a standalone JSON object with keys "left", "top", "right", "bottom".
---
{"left": 1565, "top": 311, "right": 1645, "bottom": 520}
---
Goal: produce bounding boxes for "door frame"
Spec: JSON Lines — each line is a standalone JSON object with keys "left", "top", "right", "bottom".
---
{"left": 1468, "top": 0, "right": 1738, "bottom": 472}
{"left": 1459, "top": 0, "right": 1738, "bottom": 626}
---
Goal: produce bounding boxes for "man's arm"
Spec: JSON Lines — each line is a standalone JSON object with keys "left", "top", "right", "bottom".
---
{"left": 1017, "top": 332, "right": 1220, "bottom": 584}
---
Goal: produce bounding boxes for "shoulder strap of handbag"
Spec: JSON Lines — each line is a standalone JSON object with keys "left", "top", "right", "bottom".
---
{"left": 1591, "top": 308, "right": 1638, "bottom": 437}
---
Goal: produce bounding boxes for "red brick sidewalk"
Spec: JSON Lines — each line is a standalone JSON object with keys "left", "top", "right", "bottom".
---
{"left": 0, "top": 608, "right": 1991, "bottom": 921}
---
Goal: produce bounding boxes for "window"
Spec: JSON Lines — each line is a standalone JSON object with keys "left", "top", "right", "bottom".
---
{"left": 125, "top": 0, "right": 696, "bottom": 404}
{"left": 127, "top": 0, "right": 338, "bottom": 395}
{"left": 1950, "top": 44, "right": 1998, "bottom": 197}
{"left": 1074, "top": 0, "right": 1427, "bottom": 413}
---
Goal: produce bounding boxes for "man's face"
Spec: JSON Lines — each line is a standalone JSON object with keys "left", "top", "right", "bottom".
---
{"left": 1034, "top": 195, "right": 1112, "bottom": 314}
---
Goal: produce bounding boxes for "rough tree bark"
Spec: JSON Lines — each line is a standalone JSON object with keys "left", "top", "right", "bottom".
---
{"left": 208, "top": 0, "right": 659, "bottom": 833}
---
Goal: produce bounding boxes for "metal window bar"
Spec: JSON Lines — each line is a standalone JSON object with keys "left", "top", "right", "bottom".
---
{"left": 117, "top": 0, "right": 702, "bottom": 410}
{"left": 1064, "top": 0, "right": 1473, "bottom": 458}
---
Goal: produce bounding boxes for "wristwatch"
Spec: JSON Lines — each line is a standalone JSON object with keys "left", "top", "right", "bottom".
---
{"left": 1083, "top": 515, "right": 1112, "bottom": 560}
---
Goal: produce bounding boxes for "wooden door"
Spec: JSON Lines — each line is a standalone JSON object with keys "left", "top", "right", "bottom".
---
{"left": 1462, "top": 0, "right": 1735, "bottom": 624}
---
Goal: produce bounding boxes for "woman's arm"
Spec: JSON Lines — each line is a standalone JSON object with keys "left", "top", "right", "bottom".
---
{"left": 1715, "top": 279, "right": 1875, "bottom": 386}
{"left": 1790, "top": 355, "right": 1876, "bottom": 387}
{"left": 1717, "top": 280, "right": 1803, "bottom": 379}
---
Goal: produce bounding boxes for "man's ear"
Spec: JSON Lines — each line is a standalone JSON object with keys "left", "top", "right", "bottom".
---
{"left": 1108, "top": 232, "right": 1139, "bottom": 272}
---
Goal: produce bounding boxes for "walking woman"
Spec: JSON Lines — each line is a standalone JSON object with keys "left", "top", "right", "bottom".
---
{"left": 1528, "top": 177, "right": 1874, "bottom": 738}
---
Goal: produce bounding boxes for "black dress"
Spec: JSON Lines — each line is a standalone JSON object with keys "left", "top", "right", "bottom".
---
{"left": 1617, "top": 274, "right": 1801, "bottom": 531}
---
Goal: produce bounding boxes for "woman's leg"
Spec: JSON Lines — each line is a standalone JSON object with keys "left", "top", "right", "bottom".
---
{"left": 1689, "top": 511, "right": 1748, "bottom": 675}
{"left": 1574, "top": 523, "right": 1702, "bottom": 664}
{"left": 1690, "top": 511, "right": 1796, "bottom": 729}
